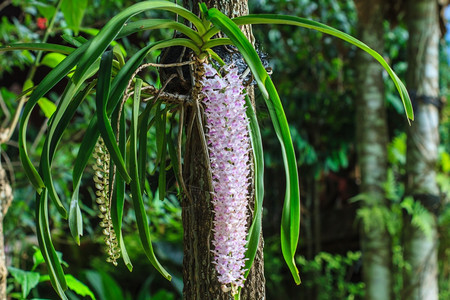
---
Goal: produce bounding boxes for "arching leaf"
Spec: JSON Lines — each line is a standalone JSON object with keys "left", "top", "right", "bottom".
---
{"left": 109, "top": 104, "right": 133, "bottom": 270}
{"left": 36, "top": 189, "right": 68, "bottom": 299}
{"left": 129, "top": 79, "right": 172, "bottom": 280}
{"left": 96, "top": 51, "right": 131, "bottom": 183}
{"left": 117, "top": 19, "right": 202, "bottom": 45}
{"left": 73, "top": 1, "right": 204, "bottom": 84}
{"left": 243, "top": 95, "right": 264, "bottom": 280}
{"left": 19, "top": 41, "right": 91, "bottom": 193}
{"left": 232, "top": 14, "right": 414, "bottom": 122}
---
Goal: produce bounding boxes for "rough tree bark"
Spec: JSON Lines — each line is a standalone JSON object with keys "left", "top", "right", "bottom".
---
{"left": 404, "top": 0, "right": 440, "bottom": 299}
{"left": 354, "top": 1, "right": 393, "bottom": 299}
{"left": 181, "top": 0, "right": 265, "bottom": 299}
{"left": 0, "top": 159, "right": 12, "bottom": 298}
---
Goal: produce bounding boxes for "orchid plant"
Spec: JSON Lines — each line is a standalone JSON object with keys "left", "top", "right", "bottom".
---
{"left": 0, "top": 1, "right": 414, "bottom": 299}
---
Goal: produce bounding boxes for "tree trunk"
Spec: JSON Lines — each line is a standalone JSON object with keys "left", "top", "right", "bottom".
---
{"left": 181, "top": 1, "right": 265, "bottom": 299}
{"left": 404, "top": 0, "right": 440, "bottom": 299}
{"left": 0, "top": 162, "right": 12, "bottom": 299}
{"left": 354, "top": 1, "right": 392, "bottom": 299}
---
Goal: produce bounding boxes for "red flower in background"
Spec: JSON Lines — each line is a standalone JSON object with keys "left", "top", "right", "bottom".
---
{"left": 37, "top": 17, "right": 47, "bottom": 30}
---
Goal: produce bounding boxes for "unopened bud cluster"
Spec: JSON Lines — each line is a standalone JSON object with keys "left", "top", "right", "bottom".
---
{"left": 93, "top": 137, "right": 120, "bottom": 266}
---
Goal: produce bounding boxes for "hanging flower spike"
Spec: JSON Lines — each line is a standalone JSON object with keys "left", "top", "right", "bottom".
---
{"left": 201, "top": 63, "right": 251, "bottom": 295}
{"left": 93, "top": 137, "right": 120, "bottom": 266}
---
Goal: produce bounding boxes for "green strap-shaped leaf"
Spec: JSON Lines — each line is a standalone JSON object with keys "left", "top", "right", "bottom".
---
{"left": 72, "top": 41, "right": 156, "bottom": 195}
{"left": 201, "top": 38, "right": 231, "bottom": 51}
{"left": 138, "top": 100, "right": 153, "bottom": 192}
{"left": 9, "top": 22, "right": 198, "bottom": 193}
{"left": 36, "top": 189, "right": 68, "bottom": 299}
{"left": 72, "top": 41, "right": 163, "bottom": 203}
{"left": 40, "top": 83, "right": 77, "bottom": 218}
{"left": 155, "top": 106, "right": 167, "bottom": 201}
{"left": 96, "top": 51, "right": 131, "bottom": 183}
{"left": 242, "top": 96, "right": 264, "bottom": 280}
{"left": 231, "top": 14, "right": 414, "bottom": 122}
{"left": 130, "top": 78, "right": 171, "bottom": 280}
{"left": 61, "top": 34, "right": 87, "bottom": 47}
{"left": 206, "top": 8, "right": 301, "bottom": 284}
{"left": 19, "top": 41, "right": 91, "bottom": 192}
{"left": 0, "top": 43, "right": 74, "bottom": 54}
{"left": 113, "top": 44, "right": 125, "bottom": 67}
{"left": 41, "top": 78, "right": 97, "bottom": 219}
{"left": 166, "top": 123, "right": 182, "bottom": 195}
{"left": 265, "top": 78, "right": 301, "bottom": 284}
{"left": 117, "top": 19, "right": 202, "bottom": 45}
{"left": 110, "top": 106, "right": 133, "bottom": 271}
{"left": 73, "top": 37, "right": 194, "bottom": 204}
{"left": 59, "top": 82, "right": 97, "bottom": 242}
{"left": 73, "top": 1, "right": 204, "bottom": 84}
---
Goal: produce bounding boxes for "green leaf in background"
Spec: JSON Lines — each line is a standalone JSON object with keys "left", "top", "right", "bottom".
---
{"left": 41, "top": 53, "right": 67, "bottom": 68}
{"left": 23, "top": 79, "right": 34, "bottom": 96}
{"left": 65, "top": 274, "right": 96, "bottom": 300}
{"left": 34, "top": 1, "right": 56, "bottom": 20}
{"left": 151, "top": 290, "right": 176, "bottom": 300}
{"left": 37, "top": 97, "right": 56, "bottom": 118}
{"left": 7, "top": 267, "right": 41, "bottom": 299}
{"left": 0, "top": 43, "right": 74, "bottom": 55}
{"left": 31, "top": 247, "right": 45, "bottom": 271}
{"left": 61, "top": 0, "right": 88, "bottom": 35}
{"left": 84, "top": 270, "right": 123, "bottom": 300}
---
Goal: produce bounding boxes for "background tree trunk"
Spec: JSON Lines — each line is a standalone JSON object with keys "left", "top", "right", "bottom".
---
{"left": 354, "top": 1, "right": 392, "bottom": 299}
{"left": 404, "top": 0, "right": 440, "bottom": 299}
{"left": 181, "top": 1, "right": 265, "bottom": 299}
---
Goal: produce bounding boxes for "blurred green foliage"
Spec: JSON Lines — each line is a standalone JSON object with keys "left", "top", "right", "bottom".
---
{"left": 252, "top": 0, "right": 358, "bottom": 174}
{"left": 296, "top": 251, "right": 365, "bottom": 300}
{"left": 1, "top": 0, "right": 449, "bottom": 299}
{"left": 7, "top": 247, "right": 95, "bottom": 299}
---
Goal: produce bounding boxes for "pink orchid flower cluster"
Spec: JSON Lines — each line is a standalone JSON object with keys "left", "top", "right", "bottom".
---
{"left": 201, "top": 63, "right": 251, "bottom": 293}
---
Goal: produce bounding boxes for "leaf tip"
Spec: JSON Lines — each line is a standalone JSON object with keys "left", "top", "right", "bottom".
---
{"left": 36, "top": 186, "right": 43, "bottom": 195}
{"left": 199, "top": 2, "right": 208, "bottom": 17}
{"left": 126, "top": 263, "right": 133, "bottom": 272}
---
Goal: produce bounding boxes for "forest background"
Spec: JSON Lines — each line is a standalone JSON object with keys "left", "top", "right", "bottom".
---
{"left": 0, "top": 0, "right": 448, "bottom": 299}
